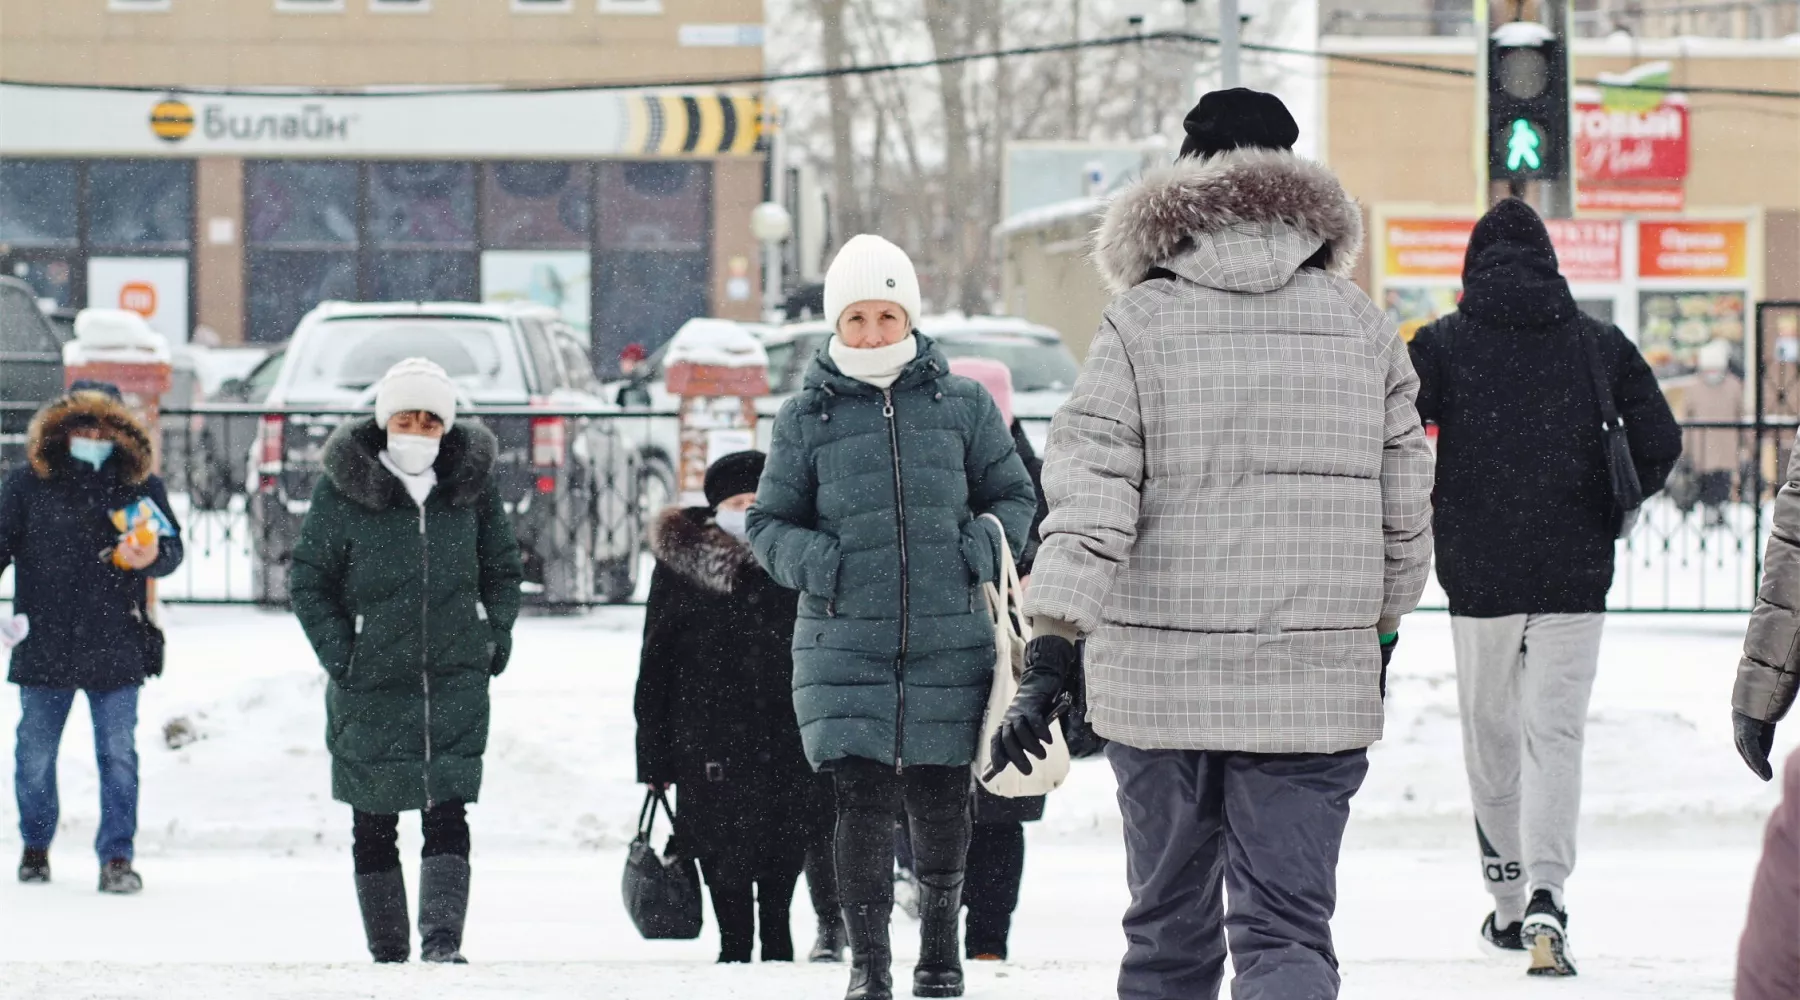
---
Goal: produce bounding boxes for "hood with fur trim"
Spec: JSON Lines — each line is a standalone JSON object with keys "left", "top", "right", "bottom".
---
{"left": 321, "top": 418, "right": 497, "bottom": 512}
{"left": 649, "top": 506, "right": 757, "bottom": 596}
{"left": 1092, "top": 148, "right": 1363, "bottom": 295}
{"left": 27, "top": 390, "right": 155, "bottom": 484}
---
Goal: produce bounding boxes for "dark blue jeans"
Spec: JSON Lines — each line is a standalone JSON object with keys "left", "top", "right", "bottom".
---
{"left": 14, "top": 685, "right": 140, "bottom": 862}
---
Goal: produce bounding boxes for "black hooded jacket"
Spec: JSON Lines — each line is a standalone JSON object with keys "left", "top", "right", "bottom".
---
{"left": 1409, "top": 199, "right": 1683, "bottom": 617}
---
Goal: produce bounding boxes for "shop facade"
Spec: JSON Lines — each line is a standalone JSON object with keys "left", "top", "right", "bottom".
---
{"left": 0, "top": 84, "right": 768, "bottom": 374}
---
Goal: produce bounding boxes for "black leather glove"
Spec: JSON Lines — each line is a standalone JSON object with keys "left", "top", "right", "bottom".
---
{"left": 1735, "top": 710, "right": 1777, "bottom": 782}
{"left": 1380, "top": 633, "right": 1399, "bottom": 668}
{"left": 985, "top": 635, "right": 1079, "bottom": 779}
{"left": 489, "top": 631, "right": 513, "bottom": 677}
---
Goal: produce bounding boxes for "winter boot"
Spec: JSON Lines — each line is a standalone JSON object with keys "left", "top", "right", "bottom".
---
{"left": 17, "top": 848, "right": 49, "bottom": 884}
{"left": 760, "top": 894, "right": 795, "bottom": 962}
{"left": 811, "top": 915, "right": 849, "bottom": 963}
{"left": 97, "top": 858, "right": 142, "bottom": 895}
{"left": 843, "top": 902, "right": 894, "bottom": 1000}
{"left": 355, "top": 867, "right": 412, "bottom": 964}
{"left": 1522, "top": 889, "right": 1576, "bottom": 977}
{"left": 912, "top": 875, "right": 965, "bottom": 998}
{"left": 965, "top": 907, "right": 1010, "bottom": 962}
{"left": 418, "top": 855, "right": 471, "bottom": 964}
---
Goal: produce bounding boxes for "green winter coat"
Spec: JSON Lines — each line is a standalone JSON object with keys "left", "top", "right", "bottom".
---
{"left": 747, "top": 334, "right": 1037, "bottom": 770}
{"left": 291, "top": 419, "right": 524, "bottom": 814}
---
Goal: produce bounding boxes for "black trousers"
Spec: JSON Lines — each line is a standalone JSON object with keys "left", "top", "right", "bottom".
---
{"left": 701, "top": 844, "right": 807, "bottom": 963}
{"left": 833, "top": 757, "right": 970, "bottom": 907}
{"left": 964, "top": 821, "right": 1026, "bottom": 957}
{"left": 351, "top": 800, "right": 470, "bottom": 876}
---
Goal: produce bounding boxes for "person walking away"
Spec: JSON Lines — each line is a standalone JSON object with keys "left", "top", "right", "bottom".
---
{"left": 635, "top": 450, "right": 833, "bottom": 964}
{"left": 748, "top": 233, "right": 1037, "bottom": 1000}
{"left": 947, "top": 357, "right": 1050, "bottom": 963}
{"left": 1408, "top": 198, "right": 1681, "bottom": 976}
{"left": 290, "top": 358, "right": 524, "bottom": 964}
{"left": 1735, "top": 746, "right": 1800, "bottom": 999}
{"left": 988, "top": 89, "right": 1435, "bottom": 1000}
{"left": 2, "top": 382, "right": 184, "bottom": 893}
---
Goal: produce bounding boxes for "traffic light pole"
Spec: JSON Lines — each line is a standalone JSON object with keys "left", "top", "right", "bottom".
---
{"left": 1219, "top": 0, "right": 1241, "bottom": 89}
{"left": 1540, "top": 0, "right": 1574, "bottom": 218}
{"left": 1483, "top": 0, "right": 1575, "bottom": 218}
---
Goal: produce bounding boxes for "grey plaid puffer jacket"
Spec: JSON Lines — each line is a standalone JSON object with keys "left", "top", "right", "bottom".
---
{"left": 1738, "top": 441, "right": 1800, "bottom": 723}
{"left": 1023, "top": 148, "right": 1435, "bottom": 754}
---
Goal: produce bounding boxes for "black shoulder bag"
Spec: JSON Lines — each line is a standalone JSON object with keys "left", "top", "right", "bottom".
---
{"left": 621, "top": 789, "right": 703, "bottom": 940}
{"left": 1579, "top": 321, "right": 1645, "bottom": 537}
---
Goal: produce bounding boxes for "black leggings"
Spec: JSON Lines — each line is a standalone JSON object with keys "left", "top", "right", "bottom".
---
{"left": 701, "top": 845, "right": 807, "bottom": 962}
{"left": 833, "top": 758, "right": 970, "bottom": 906}
{"left": 351, "top": 801, "right": 470, "bottom": 875}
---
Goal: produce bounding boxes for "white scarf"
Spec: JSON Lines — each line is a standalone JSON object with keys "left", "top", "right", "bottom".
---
{"left": 828, "top": 334, "right": 919, "bottom": 390}
{"left": 379, "top": 451, "right": 438, "bottom": 508}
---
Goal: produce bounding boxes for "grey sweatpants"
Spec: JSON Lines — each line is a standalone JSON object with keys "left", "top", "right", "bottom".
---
{"left": 1107, "top": 742, "right": 1368, "bottom": 1000}
{"left": 1452, "top": 613, "right": 1604, "bottom": 923}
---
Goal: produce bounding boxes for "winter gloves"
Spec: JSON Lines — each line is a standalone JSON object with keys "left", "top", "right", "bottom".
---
{"left": 489, "top": 631, "right": 513, "bottom": 677}
{"left": 1736, "top": 711, "right": 1778, "bottom": 782}
{"left": 985, "top": 635, "right": 1078, "bottom": 779}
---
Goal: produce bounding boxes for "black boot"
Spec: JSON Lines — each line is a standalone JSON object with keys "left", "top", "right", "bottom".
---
{"left": 760, "top": 895, "right": 795, "bottom": 962}
{"left": 844, "top": 903, "right": 894, "bottom": 1000}
{"left": 913, "top": 875, "right": 965, "bottom": 998}
{"left": 18, "top": 848, "right": 49, "bottom": 884}
{"left": 418, "top": 855, "right": 470, "bottom": 964}
{"left": 354, "top": 868, "right": 411, "bottom": 964}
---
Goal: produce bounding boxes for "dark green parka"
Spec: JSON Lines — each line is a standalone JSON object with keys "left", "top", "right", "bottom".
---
{"left": 747, "top": 335, "right": 1036, "bottom": 770}
{"left": 291, "top": 419, "right": 524, "bottom": 814}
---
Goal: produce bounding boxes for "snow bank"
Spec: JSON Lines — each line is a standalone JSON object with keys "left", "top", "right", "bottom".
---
{"left": 64, "top": 308, "right": 172, "bottom": 366}
{"left": 662, "top": 319, "right": 769, "bottom": 370}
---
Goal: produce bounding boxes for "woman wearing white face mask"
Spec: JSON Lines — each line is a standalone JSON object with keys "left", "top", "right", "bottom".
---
{"left": 291, "top": 357, "right": 523, "bottom": 965}
{"left": 635, "top": 450, "right": 835, "bottom": 965}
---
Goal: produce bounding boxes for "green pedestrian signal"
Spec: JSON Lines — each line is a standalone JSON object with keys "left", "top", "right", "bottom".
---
{"left": 1506, "top": 118, "right": 1544, "bottom": 172}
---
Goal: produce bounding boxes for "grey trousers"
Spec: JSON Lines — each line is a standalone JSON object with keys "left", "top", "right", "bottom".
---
{"left": 1107, "top": 743, "right": 1368, "bottom": 1000}
{"left": 1452, "top": 613, "right": 1604, "bottom": 922}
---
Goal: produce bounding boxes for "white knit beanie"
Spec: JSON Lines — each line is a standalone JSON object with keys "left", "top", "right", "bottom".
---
{"left": 824, "top": 234, "right": 923, "bottom": 330}
{"left": 375, "top": 357, "right": 457, "bottom": 431}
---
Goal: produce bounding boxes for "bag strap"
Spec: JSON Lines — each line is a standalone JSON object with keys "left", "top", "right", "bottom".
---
{"left": 637, "top": 788, "right": 677, "bottom": 840}
{"left": 1438, "top": 313, "right": 1460, "bottom": 420}
{"left": 1578, "top": 320, "right": 1623, "bottom": 431}
{"left": 979, "top": 513, "right": 1029, "bottom": 649}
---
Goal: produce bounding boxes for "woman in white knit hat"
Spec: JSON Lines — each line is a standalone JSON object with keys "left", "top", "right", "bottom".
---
{"left": 748, "top": 236, "right": 1037, "bottom": 1000}
{"left": 291, "top": 357, "right": 524, "bottom": 965}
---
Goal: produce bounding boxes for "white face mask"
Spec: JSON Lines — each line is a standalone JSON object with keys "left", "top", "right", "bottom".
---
{"left": 386, "top": 433, "right": 441, "bottom": 476}
{"left": 715, "top": 507, "right": 750, "bottom": 542}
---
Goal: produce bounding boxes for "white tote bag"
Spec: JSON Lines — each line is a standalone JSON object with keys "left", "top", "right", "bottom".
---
{"left": 973, "top": 514, "right": 1070, "bottom": 797}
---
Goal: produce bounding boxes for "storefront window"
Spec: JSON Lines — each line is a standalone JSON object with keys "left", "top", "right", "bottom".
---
{"left": 247, "top": 161, "right": 359, "bottom": 247}
{"left": 246, "top": 250, "right": 356, "bottom": 344}
{"left": 368, "top": 162, "right": 476, "bottom": 248}
{"left": 483, "top": 162, "right": 590, "bottom": 249}
{"left": 86, "top": 160, "right": 193, "bottom": 249}
{"left": 594, "top": 249, "right": 708, "bottom": 376}
{"left": 0, "top": 160, "right": 79, "bottom": 246}
{"left": 596, "top": 161, "right": 711, "bottom": 251}
{"left": 371, "top": 251, "right": 478, "bottom": 303}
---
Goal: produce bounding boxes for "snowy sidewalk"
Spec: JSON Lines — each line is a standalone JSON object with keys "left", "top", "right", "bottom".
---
{"left": 0, "top": 607, "right": 1777, "bottom": 997}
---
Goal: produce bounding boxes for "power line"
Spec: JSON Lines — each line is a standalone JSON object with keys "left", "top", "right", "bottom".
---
{"left": 3, "top": 28, "right": 1799, "bottom": 102}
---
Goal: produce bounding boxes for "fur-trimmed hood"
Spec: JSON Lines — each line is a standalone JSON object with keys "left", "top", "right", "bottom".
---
{"left": 1092, "top": 148, "right": 1364, "bottom": 295}
{"left": 649, "top": 506, "right": 756, "bottom": 596}
{"left": 27, "top": 390, "right": 155, "bottom": 484}
{"left": 321, "top": 418, "right": 498, "bottom": 512}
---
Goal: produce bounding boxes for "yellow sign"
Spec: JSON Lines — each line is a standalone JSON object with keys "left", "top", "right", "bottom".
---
{"left": 149, "top": 99, "right": 195, "bottom": 143}
{"left": 625, "top": 93, "right": 764, "bottom": 156}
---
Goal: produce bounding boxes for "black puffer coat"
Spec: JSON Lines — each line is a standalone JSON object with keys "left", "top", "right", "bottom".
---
{"left": 1409, "top": 198, "right": 1683, "bottom": 617}
{"left": 0, "top": 390, "right": 184, "bottom": 691}
{"left": 635, "top": 506, "right": 832, "bottom": 857}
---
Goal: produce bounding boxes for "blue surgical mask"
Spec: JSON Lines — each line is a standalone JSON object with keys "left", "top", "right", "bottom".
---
{"left": 69, "top": 438, "right": 114, "bottom": 471}
{"left": 715, "top": 507, "right": 750, "bottom": 542}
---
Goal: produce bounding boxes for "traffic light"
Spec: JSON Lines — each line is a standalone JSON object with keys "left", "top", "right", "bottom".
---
{"left": 1486, "top": 19, "right": 1569, "bottom": 184}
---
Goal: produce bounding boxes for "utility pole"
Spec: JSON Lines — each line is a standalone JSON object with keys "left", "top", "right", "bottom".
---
{"left": 1219, "top": 0, "right": 1241, "bottom": 89}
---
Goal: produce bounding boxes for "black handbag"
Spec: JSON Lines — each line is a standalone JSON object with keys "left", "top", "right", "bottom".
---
{"left": 621, "top": 789, "right": 703, "bottom": 940}
{"left": 133, "top": 598, "right": 166, "bottom": 679}
{"left": 1578, "top": 322, "right": 1645, "bottom": 537}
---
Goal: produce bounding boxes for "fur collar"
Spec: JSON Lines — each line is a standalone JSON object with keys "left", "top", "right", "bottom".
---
{"left": 1092, "top": 148, "right": 1364, "bottom": 294}
{"left": 27, "top": 391, "right": 155, "bottom": 484}
{"left": 322, "top": 418, "right": 497, "bottom": 512}
{"left": 649, "top": 506, "right": 756, "bottom": 596}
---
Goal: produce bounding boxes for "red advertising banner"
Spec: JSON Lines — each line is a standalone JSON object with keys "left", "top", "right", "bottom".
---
{"left": 1543, "top": 219, "right": 1624, "bottom": 282}
{"left": 1575, "top": 98, "right": 1689, "bottom": 184}
{"left": 1577, "top": 186, "right": 1685, "bottom": 213}
{"left": 1638, "top": 220, "right": 1749, "bottom": 280}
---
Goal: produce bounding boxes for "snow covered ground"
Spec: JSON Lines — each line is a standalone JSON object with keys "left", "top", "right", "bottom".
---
{"left": 0, "top": 607, "right": 1782, "bottom": 998}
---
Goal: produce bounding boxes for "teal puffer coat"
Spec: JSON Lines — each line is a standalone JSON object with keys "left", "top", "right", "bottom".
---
{"left": 748, "top": 335, "right": 1036, "bottom": 770}
{"left": 290, "top": 420, "right": 524, "bottom": 814}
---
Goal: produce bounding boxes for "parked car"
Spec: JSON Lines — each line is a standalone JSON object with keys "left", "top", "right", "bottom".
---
{"left": 1, "top": 280, "right": 67, "bottom": 467}
{"left": 247, "top": 301, "right": 641, "bottom": 607}
{"left": 182, "top": 347, "right": 286, "bottom": 512}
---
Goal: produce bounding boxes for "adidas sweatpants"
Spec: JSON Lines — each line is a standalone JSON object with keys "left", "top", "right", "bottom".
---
{"left": 1451, "top": 613, "right": 1605, "bottom": 924}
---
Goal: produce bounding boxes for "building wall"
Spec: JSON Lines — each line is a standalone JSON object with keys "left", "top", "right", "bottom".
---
{"left": 0, "top": 0, "right": 765, "bottom": 87}
{"left": 194, "top": 157, "right": 243, "bottom": 344}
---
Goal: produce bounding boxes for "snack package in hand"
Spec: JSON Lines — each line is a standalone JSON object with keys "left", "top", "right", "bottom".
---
{"left": 108, "top": 497, "right": 174, "bottom": 569}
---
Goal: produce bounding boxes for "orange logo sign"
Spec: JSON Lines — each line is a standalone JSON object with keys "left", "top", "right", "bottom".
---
{"left": 119, "top": 282, "right": 158, "bottom": 318}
